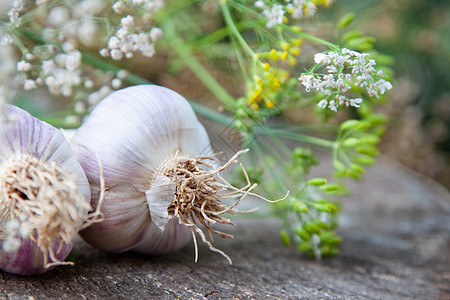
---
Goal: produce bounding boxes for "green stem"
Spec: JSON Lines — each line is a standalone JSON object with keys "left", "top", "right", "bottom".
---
{"left": 220, "top": 0, "right": 256, "bottom": 59}
{"left": 253, "top": 140, "right": 288, "bottom": 191}
{"left": 282, "top": 25, "right": 337, "bottom": 49}
{"left": 257, "top": 128, "right": 335, "bottom": 149}
{"left": 160, "top": 19, "right": 237, "bottom": 109}
{"left": 81, "top": 52, "right": 151, "bottom": 85}
{"left": 188, "top": 101, "right": 233, "bottom": 126}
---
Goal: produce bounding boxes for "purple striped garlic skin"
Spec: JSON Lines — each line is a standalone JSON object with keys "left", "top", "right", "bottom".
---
{"left": 0, "top": 105, "right": 91, "bottom": 275}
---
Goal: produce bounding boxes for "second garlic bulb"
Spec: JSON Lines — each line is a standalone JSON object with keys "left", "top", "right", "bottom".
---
{"left": 73, "top": 85, "right": 216, "bottom": 255}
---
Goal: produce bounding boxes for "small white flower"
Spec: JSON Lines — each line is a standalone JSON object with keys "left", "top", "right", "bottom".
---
{"left": 1, "top": 35, "right": 13, "bottom": 46}
{"left": 111, "top": 78, "right": 122, "bottom": 89}
{"left": 110, "top": 49, "right": 123, "bottom": 60}
{"left": 35, "top": 77, "right": 44, "bottom": 85}
{"left": 23, "top": 79, "right": 37, "bottom": 90}
{"left": 25, "top": 53, "right": 35, "bottom": 61}
{"left": 117, "top": 70, "right": 128, "bottom": 79}
{"left": 120, "top": 15, "right": 134, "bottom": 30}
{"left": 254, "top": 0, "right": 265, "bottom": 8}
{"left": 62, "top": 41, "right": 76, "bottom": 53}
{"left": 74, "top": 101, "right": 86, "bottom": 113}
{"left": 377, "top": 79, "right": 393, "bottom": 95}
{"left": 108, "top": 36, "right": 120, "bottom": 49}
{"left": 64, "top": 115, "right": 79, "bottom": 124}
{"left": 350, "top": 98, "right": 363, "bottom": 107}
{"left": 314, "top": 53, "right": 328, "bottom": 64}
{"left": 262, "top": 4, "right": 285, "bottom": 29}
{"left": 317, "top": 99, "right": 328, "bottom": 109}
{"left": 84, "top": 79, "right": 94, "bottom": 89}
{"left": 46, "top": 6, "right": 70, "bottom": 28}
{"left": 149, "top": 27, "right": 163, "bottom": 41}
{"left": 99, "top": 48, "right": 110, "bottom": 57}
{"left": 299, "top": 74, "right": 315, "bottom": 92}
{"left": 327, "top": 65, "right": 337, "bottom": 73}
{"left": 17, "top": 60, "right": 32, "bottom": 72}
{"left": 112, "top": 1, "right": 125, "bottom": 13}
{"left": 328, "top": 100, "right": 338, "bottom": 112}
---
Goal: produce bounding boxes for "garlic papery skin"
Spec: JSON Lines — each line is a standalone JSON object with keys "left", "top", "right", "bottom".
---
{"left": 72, "top": 85, "right": 247, "bottom": 261}
{"left": 0, "top": 105, "right": 91, "bottom": 275}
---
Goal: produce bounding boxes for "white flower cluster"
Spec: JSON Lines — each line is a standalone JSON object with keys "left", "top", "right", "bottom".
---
{"left": 285, "top": 0, "right": 317, "bottom": 19}
{"left": 254, "top": 0, "right": 320, "bottom": 29}
{"left": 112, "top": 0, "right": 164, "bottom": 14}
{"left": 6, "top": 0, "right": 24, "bottom": 27}
{"left": 44, "top": 0, "right": 105, "bottom": 47}
{"left": 100, "top": 15, "right": 163, "bottom": 60}
{"left": 254, "top": 1, "right": 285, "bottom": 29}
{"left": 299, "top": 48, "right": 393, "bottom": 112}
{"left": 0, "top": 34, "right": 20, "bottom": 107}
{"left": 17, "top": 48, "right": 83, "bottom": 97}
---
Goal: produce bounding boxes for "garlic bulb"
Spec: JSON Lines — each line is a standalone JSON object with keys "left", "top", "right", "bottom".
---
{"left": 0, "top": 105, "right": 91, "bottom": 275}
{"left": 73, "top": 85, "right": 254, "bottom": 263}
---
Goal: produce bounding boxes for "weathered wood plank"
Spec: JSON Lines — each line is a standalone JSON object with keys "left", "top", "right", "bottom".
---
{"left": 1, "top": 156, "right": 449, "bottom": 299}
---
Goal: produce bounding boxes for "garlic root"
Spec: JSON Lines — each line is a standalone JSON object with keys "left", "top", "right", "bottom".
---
{"left": 164, "top": 149, "right": 287, "bottom": 264}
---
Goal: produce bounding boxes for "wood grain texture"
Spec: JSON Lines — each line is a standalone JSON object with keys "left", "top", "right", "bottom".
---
{"left": 1, "top": 156, "right": 449, "bottom": 299}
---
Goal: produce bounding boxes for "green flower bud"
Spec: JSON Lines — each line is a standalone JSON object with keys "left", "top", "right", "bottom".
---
{"left": 355, "top": 145, "right": 378, "bottom": 156}
{"left": 355, "top": 155, "right": 375, "bottom": 165}
{"left": 313, "top": 219, "right": 329, "bottom": 230}
{"left": 295, "top": 227, "right": 310, "bottom": 241}
{"left": 298, "top": 241, "right": 313, "bottom": 253}
{"left": 351, "top": 163, "right": 364, "bottom": 174}
{"left": 340, "top": 119, "right": 360, "bottom": 131}
{"left": 360, "top": 134, "right": 380, "bottom": 145}
{"left": 293, "top": 200, "right": 308, "bottom": 213}
{"left": 234, "top": 119, "right": 245, "bottom": 130}
{"left": 333, "top": 160, "right": 347, "bottom": 173}
{"left": 338, "top": 12, "right": 355, "bottom": 29}
{"left": 357, "top": 120, "right": 372, "bottom": 130}
{"left": 313, "top": 203, "right": 332, "bottom": 213}
{"left": 347, "top": 169, "right": 361, "bottom": 180}
{"left": 235, "top": 108, "right": 246, "bottom": 118}
{"left": 319, "top": 183, "right": 341, "bottom": 192}
{"left": 320, "top": 232, "right": 343, "bottom": 246}
{"left": 280, "top": 229, "right": 291, "bottom": 248}
{"left": 342, "top": 137, "right": 360, "bottom": 147}
{"left": 305, "top": 222, "right": 321, "bottom": 235}
{"left": 307, "top": 177, "right": 328, "bottom": 186}
{"left": 342, "top": 29, "right": 362, "bottom": 41}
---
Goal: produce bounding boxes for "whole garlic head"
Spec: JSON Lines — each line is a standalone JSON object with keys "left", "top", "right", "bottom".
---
{"left": 0, "top": 105, "right": 91, "bottom": 275}
{"left": 73, "top": 85, "right": 213, "bottom": 255}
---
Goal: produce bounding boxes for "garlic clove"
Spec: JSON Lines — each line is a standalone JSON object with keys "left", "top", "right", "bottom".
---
{"left": 132, "top": 218, "right": 191, "bottom": 255}
{"left": 80, "top": 183, "right": 151, "bottom": 253}
{"left": 0, "top": 238, "right": 74, "bottom": 275}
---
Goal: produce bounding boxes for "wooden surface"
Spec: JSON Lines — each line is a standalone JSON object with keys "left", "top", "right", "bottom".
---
{"left": 1, "top": 156, "right": 449, "bottom": 299}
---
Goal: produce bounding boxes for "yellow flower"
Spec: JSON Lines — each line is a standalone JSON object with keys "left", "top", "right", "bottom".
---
{"left": 251, "top": 103, "right": 259, "bottom": 110}
{"left": 290, "top": 48, "right": 300, "bottom": 56}
{"left": 266, "top": 100, "right": 276, "bottom": 108}
{"left": 248, "top": 87, "right": 263, "bottom": 104}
